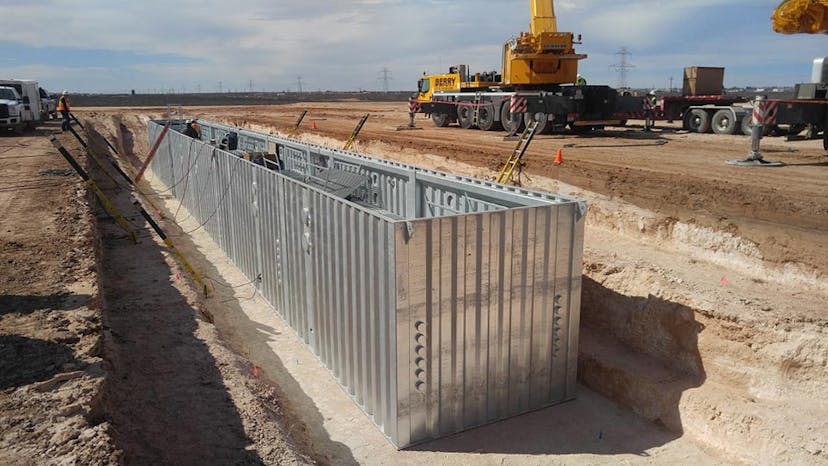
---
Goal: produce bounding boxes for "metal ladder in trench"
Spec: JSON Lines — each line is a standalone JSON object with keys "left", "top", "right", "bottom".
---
{"left": 496, "top": 120, "right": 539, "bottom": 185}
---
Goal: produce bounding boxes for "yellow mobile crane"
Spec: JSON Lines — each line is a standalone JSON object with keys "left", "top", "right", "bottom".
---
{"left": 414, "top": 0, "right": 621, "bottom": 135}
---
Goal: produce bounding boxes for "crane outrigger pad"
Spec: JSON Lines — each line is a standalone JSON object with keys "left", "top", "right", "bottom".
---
{"left": 726, "top": 158, "right": 786, "bottom": 167}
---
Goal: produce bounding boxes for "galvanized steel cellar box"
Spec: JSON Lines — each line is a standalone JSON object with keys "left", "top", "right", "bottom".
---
{"left": 148, "top": 119, "right": 586, "bottom": 448}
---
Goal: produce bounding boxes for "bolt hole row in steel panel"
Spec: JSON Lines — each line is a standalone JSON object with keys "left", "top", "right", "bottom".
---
{"left": 148, "top": 119, "right": 586, "bottom": 448}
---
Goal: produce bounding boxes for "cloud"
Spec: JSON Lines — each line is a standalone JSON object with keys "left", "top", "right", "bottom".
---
{"left": 0, "top": 0, "right": 823, "bottom": 92}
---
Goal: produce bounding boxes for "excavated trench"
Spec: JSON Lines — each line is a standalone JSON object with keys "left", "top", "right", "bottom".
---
{"left": 94, "top": 111, "right": 827, "bottom": 463}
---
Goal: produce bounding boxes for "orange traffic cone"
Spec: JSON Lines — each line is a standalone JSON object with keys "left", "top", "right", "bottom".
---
{"left": 553, "top": 149, "right": 563, "bottom": 165}
{"left": 311, "top": 121, "right": 318, "bottom": 130}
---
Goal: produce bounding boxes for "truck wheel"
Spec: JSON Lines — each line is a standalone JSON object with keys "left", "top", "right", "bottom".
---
{"left": 431, "top": 113, "right": 450, "bottom": 127}
{"left": 500, "top": 101, "right": 524, "bottom": 135}
{"left": 457, "top": 104, "right": 475, "bottom": 129}
{"left": 740, "top": 114, "right": 753, "bottom": 136}
{"left": 711, "top": 110, "right": 737, "bottom": 135}
{"left": 686, "top": 109, "right": 710, "bottom": 133}
{"left": 477, "top": 104, "right": 502, "bottom": 132}
{"left": 523, "top": 112, "right": 548, "bottom": 134}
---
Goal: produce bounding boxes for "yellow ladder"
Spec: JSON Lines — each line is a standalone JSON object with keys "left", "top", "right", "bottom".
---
{"left": 343, "top": 114, "right": 369, "bottom": 151}
{"left": 496, "top": 120, "right": 539, "bottom": 184}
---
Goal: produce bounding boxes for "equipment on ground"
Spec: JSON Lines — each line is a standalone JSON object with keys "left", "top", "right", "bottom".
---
{"left": 48, "top": 136, "right": 137, "bottom": 242}
{"left": 727, "top": 96, "right": 786, "bottom": 167}
{"left": 414, "top": 1, "right": 621, "bottom": 135}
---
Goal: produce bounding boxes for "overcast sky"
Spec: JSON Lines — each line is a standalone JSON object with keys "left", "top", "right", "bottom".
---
{"left": 1, "top": 0, "right": 825, "bottom": 93}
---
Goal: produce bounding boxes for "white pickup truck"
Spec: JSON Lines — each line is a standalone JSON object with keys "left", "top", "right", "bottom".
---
{"left": 0, "top": 86, "right": 26, "bottom": 134}
{"left": 39, "top": 87, "right": 57, "bottom": 119}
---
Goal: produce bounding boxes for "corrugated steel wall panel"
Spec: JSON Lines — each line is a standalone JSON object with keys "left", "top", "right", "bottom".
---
{"left": 147, "top": 120, "right": 585, "bottom": 448}
{"left": 393, "top": 204, "right": 584, "bottom": 446}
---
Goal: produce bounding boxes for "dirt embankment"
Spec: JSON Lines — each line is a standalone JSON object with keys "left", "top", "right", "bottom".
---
{"left": 0, "top": 126, "right": 119, "bottom": 464}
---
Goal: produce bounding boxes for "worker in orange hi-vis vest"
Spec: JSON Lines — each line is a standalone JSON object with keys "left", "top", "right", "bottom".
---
{"left": 57, "top": 90, "right": 71, "bottom": 131}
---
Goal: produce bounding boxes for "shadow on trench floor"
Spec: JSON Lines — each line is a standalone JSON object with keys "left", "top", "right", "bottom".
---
{"left": 89, "top": 160, "right": 265, "bottom": 464}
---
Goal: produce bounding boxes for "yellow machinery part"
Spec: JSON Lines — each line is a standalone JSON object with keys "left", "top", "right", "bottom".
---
{"left": 530, "top": 0, "right": 558, "bottom": 34}
{"left": 502, "top": 1, "right": 585, "bottom": 86}
{"left": 772, "top": 0, "right": 828, "bottom": 34}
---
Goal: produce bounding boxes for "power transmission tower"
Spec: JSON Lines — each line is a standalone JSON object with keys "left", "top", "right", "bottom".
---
{"left": 248, "top": 79, "right": 254, "bottom": 92}
{"left": 609, "top": 47, "right": 635, "bottom": 90}
{"left": 669, "top": 76, "right": 674, "bottom": 93}
{"left": 296, "top": 76, "right": 304, "bottom": 93}
{"left": 378, "top": 67, "right": 393, "bottom": 93}
{"left": 218, "top": 81, "right": 223, "bottom": 93}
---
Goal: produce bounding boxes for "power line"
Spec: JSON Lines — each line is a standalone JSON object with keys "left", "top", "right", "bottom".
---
{"left": 610, "top": 47, "right": 635, "bottom": 90}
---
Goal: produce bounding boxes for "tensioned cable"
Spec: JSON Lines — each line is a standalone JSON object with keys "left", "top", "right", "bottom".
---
{"left": 152, "top": 138, "right": 207, "bottom": 194}
{"left": 180, "top": 158, "right": 242, "bottom": 235}
{"left": 172, "top": 138, "right": 198, "bottom": 220}
{"left": 172, "top": 145, "right": 219, "bottom": 225}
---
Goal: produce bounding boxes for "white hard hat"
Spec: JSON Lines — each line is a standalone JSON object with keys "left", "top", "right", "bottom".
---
{"left": 648, "top": 89, "right": 657, "bottom": 95}
{"left": 62, "top": 90, "right": 68, "bottom": 95}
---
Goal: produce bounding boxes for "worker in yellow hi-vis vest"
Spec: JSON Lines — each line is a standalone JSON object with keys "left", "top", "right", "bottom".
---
{"left": 57, "top": 91, "right": 71, "bottom": 131}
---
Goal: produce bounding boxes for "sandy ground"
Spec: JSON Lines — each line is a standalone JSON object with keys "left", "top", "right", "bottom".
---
{"left": 0, "top": 123, "right": 119, "bottom": 464}
{"left": 11, "top": 103, "right": 821, "bottom": 465}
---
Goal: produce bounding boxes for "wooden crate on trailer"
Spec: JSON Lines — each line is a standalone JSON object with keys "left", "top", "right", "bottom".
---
{"left": 683, "top": 66, "right": 725, "bottom": 96}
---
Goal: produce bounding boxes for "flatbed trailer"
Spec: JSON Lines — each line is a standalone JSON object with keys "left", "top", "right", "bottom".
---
{"left": 615, "top": 90, "right": 826, "bottom": 146}
{"left": 614, "top": 94, "right": 751, "bottom": 132}
{"left": 418, "top": 85, "right": 624, "bottom": 135}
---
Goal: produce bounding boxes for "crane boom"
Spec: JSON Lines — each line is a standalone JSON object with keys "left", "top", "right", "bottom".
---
{"left": 772, "top": 0, "right": 828, "bottom": 34}
{"left": 530, "top": 0, "right": 558, "bottom": 34}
